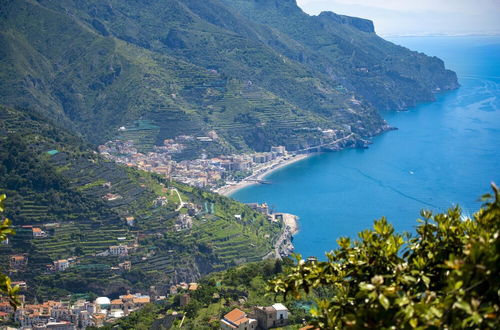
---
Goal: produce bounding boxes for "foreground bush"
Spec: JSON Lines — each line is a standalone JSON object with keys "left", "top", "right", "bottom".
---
{"left": 269, "top": 185, "right": 499, "bottom": 329}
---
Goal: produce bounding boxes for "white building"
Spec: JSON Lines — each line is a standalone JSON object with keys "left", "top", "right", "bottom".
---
{"left": 272, "top": 303, "right": 289, "bottom": 322}
{"left": 109, "top": 245, "right": 128, "bottom": 256}
{"left": 53, "top": 260, "right": 69, "bottom": 271}
{"left": 270, "top": 146, "right": 287, "bottom": 156}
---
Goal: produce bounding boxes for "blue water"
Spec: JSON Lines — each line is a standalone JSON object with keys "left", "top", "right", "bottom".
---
{"left": 231, "top": 36, "right": 500, "bottom": 258}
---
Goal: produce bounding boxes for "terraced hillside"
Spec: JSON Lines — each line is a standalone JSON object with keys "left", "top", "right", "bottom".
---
{"left": 0, "top": 0, "right": 457, "bottom": 154}
{"left": 0, "top": 106, "right": 281, "bottom": 299}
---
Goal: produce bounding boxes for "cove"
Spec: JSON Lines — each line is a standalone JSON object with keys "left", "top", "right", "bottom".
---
{"left": 231, "top": 36, "right": 500, "bottom": 258}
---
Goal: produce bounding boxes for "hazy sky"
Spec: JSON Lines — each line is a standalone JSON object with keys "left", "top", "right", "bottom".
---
{"left": 296, "top": 0, "right": 500, "bottom": 36}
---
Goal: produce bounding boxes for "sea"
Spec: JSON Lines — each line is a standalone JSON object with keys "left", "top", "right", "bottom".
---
{"left": 230, "top": 36, "right": 500, "bottom": 258}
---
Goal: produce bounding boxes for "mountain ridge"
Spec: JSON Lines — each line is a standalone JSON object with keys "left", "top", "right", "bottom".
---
{"left": 0, "top": 0, "right": 458, "bottom": 154}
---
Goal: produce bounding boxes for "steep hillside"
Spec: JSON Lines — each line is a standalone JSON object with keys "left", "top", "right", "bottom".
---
{"left": 0, "top": 0, "right": 457, "bottom": 153}
{"left": 0, "top": 106, "right": 281, "bottom": 299}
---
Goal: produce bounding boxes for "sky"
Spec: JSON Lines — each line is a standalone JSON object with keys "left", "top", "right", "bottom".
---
{"left": 296, "top": 0, "right": 500, "bottom": 36}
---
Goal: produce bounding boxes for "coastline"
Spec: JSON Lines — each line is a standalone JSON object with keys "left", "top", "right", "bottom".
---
{"left": 277, "top": 213, "right": 299, "bottom": 235}
{"left": 217, "top": 153, "right": 314, "bottom": 197}
{"left": 272, "top": 213, "right": 299, "bottom": 258}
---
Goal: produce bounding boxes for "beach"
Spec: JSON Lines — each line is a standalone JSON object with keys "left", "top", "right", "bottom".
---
{"left": 217, "top": 153, "right": 313, "bottom": 196}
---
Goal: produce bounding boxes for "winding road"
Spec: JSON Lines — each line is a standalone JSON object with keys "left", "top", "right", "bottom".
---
{"left": 172, "top": 188, "right": 185, "bottom": 211}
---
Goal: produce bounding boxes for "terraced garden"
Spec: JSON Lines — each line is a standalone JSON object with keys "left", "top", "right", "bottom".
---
{"left": 1, "top": 106, "right": 283, "bottom": 299}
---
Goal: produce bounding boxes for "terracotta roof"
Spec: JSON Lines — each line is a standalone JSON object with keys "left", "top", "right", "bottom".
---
{"left": 132, "top": 297, "right": 150, "bottom": 304}
{"left": 188, "top": 283, "right": 199, "bottom": 291}
{"left": 234, "top": 317, "right": 250, "bottom": 325}
{"left": 32, "top": 228, "right": 42, "bottom": 233}
{"left": 0, "top": 311, "right": 8, "bottom": 317}
{"left": 224, "top": 308, "right": 246, "bottom": 323}
{"left": 11, "top": 255, "right": 25, "bottom": 260}
{"left": 220, "top": 319, "right": 238, "bottom": 329}
{"left": 121, "top": 294, "right": 134, "bottom": 300}
{"left": 110, "top": 299, "right": 123, "bottom": 305}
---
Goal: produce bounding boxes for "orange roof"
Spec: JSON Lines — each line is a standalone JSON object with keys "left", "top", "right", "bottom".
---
{"left": 188, "top": 283, "right": 199, "bottom": 291}
{"left": 224, "top": 308, "right": 246, "bottom": 323}
{"left": 0, "top": 311, "right": 8, "bottom": 317}
{"left": 234, "top": 317, "right": 250, "bottom": 325}
{"left": 121, "top": 294, "right": 134, "bottom": 300}
{"left": 11, "top": 255, "right": 25, "bottom": 260}
{"left": 110, "top": 299, "right": 123, "bottom": 305}
{"left": 132, "top": 297, "right": 150, "bottom": 304}
{"left": 32, "top": 228, "right": 42, "bottom": 233}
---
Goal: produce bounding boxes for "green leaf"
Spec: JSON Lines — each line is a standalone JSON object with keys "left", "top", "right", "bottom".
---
{"left": 378, "top": 293, "right": 390, "bottom": 310}
{"left": 454, "top": 301, "right": 472, "bottom": 314}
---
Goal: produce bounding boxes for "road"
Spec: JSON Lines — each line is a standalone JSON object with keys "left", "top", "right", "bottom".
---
{"left": 294, "top": 133, "right": 355, "bottom": 153}
{"left": 172, "top": 188, "right": 185, "bottom": 211}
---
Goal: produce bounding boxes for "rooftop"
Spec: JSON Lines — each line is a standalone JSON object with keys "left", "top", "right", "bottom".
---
{"left": 272, "top": 303, "right": 288, "bottom": 311}
{"left": 224, "top": 308, "right": 246, "bottom": 323}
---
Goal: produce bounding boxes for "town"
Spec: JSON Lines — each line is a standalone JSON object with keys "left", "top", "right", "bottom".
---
{"left": 0, "top": 283, "right": 294, "bottom": 330}
{"left": 98, "top": 127, "right": 357, "bottom": 192}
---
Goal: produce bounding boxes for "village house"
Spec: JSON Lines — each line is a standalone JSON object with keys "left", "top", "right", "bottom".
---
{"left": 53, "top": 259, "right": 70, "bottom": 272}
{"left": 0, "top": 311, "right": 9, "bottom": 321}
{"left": 118, "top": 260, "right": 131, "bottom": 271}
{"left": 92, "top": 313, "right": 106, "bottom": 328}
{"left": 0, "top": 301, "right": 15, "bottom": 315}
{"left": 10, "top": 254, "right": 28, "bottom": 269}
{"left": 253, "top": 303, "right": 289, "bottom": 329}
{"left": 77, "top": 310, "right": 93, "bottom": 328}
{"left": 102, "top": 193, "right": 122, "bottom": 202}
{"left": 220, "top": 308, "right": 258, "bottom": 330}
{"left": 109, "top": 244, "right": 128, "bottom": 256}
{"left": 270, "top": 146, "right": 287, "bottom": 156}
{"left": 12, "top": 281, "right": 28, "bottom": 291}
{"left": 132, "top": 296, "right": 150, "bottom": 308}
{"left": 32, "top": 227, "right": 47, "bottom": 238}
{"left": 175, "top": 214, "right": 193, "bottom": 231}
{"left": 110, "top": 299, "right": 123, "bottom": 311}
{"left": 188, "top": 283, "right": 199, "bottom": 291}
{"left": 246, "top": 203, "right": 270, "bottom": 216}
{"left": 124, "top": 216, "right": 135, "bottom": 226}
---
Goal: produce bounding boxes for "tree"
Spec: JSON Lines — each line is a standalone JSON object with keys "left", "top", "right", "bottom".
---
{"left": 268, "top": 185, "right": 500, "bottom": 329}
{"left": 0, "top": 194, "right": 20, "bottom": 309}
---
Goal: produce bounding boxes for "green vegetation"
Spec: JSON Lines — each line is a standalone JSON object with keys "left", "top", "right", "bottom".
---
{"left": 0, "top": 195, "right": 20, "bottom": 309}
{"left": 269, "top": 185, "right": 500, "bottom": 329}
{"left": 0, "top": 107, "right": 281, "bottom": 300}
{"left": 96, "top": 259, "right": 308, "bottom": 330}
{"left": 0, "top": 0, "right": 457, "bottom": 154}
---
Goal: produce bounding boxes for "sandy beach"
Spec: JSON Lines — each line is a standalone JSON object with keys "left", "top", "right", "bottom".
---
{"left": 216, "top": 153, "right": 314, "bottom": 196}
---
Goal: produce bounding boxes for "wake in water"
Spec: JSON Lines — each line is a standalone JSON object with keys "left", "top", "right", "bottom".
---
{"left": 348, "top": 167, "right": 439, "bottom": 209}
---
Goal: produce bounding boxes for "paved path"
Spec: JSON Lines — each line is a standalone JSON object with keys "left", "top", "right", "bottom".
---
{"left": 172, "top": 188, "right": 185, "bottom": 211}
